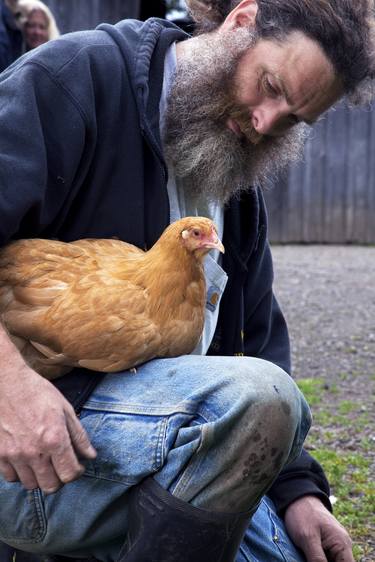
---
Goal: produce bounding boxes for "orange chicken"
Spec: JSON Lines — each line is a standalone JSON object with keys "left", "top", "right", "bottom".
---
{"left": 0, "top": 217, "right": 224, "bottom": 380}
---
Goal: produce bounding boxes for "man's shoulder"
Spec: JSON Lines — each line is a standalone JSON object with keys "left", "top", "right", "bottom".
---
{"left": 19, "top": 28, "right": 125, "bottom": 77}
{"left": 13, "top": 18, "right": 180, "bottom": 82}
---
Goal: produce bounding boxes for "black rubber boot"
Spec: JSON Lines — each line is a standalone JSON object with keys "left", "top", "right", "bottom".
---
{"left": 117, "top": 478, "right": 251, "bottom": 562}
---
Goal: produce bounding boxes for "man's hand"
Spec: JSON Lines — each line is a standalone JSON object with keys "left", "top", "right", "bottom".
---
{"left": 284, "top": 495, "right": 354, "bottom": 562}
{"left": 0, "top": 362, "right": 96, "bottom": 494}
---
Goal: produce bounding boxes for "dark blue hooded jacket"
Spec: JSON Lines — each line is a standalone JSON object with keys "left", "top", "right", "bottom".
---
{"left": 0, "top": 17, "right": 331, "bottom": 515}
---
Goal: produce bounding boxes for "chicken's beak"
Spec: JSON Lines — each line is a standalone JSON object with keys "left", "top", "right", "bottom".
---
{"left": 201, "top": 233, "right": 225, "bottom": 254}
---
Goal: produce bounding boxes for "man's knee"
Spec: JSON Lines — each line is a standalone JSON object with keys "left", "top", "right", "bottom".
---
{"left": 209, "top": 357, "right": 311, "bottom": 465}
{"left": 212, "top": 356, "right": 308, "bottom": 421}
{"left": 170, "top": 357, "right": 311, "bottom": 512}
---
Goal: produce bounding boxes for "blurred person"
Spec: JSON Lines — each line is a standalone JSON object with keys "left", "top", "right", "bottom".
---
{"left": 18, "top": 0, "right": 59, "bottom": 50}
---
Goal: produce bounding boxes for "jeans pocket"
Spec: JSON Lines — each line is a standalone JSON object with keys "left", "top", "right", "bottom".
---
{"left": 0, "top": 481, "right": 46, "bottom": 544}
{"left": 80, "top": 408, "right": 168, "bottom": 484}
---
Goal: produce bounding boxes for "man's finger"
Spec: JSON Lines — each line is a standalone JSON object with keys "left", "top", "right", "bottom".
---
{"left": 0, "top": 460, "right": 19, "bottom": 482}
{"left": 51, "top": 445, "right": 85, "bottom": 485}
{"left": 11, "top": 463, "right": 39, "bottom": 491}
{"left": 65, "top": 412, "right": 97, "bottom": 459}
{"left": 29, "top": 456, "right": 64, "bottom": 494}
{"left": 302, "top": 537, "right": 327, "bottom": 562}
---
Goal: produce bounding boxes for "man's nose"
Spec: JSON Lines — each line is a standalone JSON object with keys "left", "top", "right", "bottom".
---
{"left": 251, "top": 103, "right": 289, "bottom": 136}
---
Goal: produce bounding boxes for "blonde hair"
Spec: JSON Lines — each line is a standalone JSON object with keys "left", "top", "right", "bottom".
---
{"left": 17, "top": 0, "right": 60, "bottom": 41}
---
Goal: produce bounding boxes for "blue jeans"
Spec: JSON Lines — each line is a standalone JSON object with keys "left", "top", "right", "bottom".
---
{"left": 240, "top": 496, "right": 306, "bottom": 562}
{"left": 0, "top": 356, "right": 310, "bottom": 561}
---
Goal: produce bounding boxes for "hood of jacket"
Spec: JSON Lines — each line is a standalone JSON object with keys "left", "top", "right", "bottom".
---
{"left": 99, "top": 17, "right": 188, "bottom": 162}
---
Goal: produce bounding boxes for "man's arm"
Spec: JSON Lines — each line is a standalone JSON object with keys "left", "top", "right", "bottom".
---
{"left": 241, "top": 191, "right": 354, "bottom": 561}
{"left": 0, "top": 41, "right": 99, "bottom": 491}
{"left": 285, "top": 496, "right": 354, "bottom": 562}
{"left": 268, "top": 451, "right": 354, "bottom": 561}
{"left": 242, "top": 236, "right": 333, "bottom": 508}
{"left": 0, "top": 323, "right": 96, "bottom": 492}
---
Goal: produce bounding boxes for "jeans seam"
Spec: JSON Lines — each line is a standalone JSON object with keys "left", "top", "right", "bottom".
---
{"left": 83, "top": 402, "right": 204, "bottom": 416}
{"left": 265, "top": 503, "right": 290, "bottom": 562}
{"left": 32, "top": 489, "right": 47, "bottom": 542}
{"left": 0, "top": 489, "right": 47, "bottom": 544}
{"left": 169, "top": 421, "right": 210, "bottom": 498}
{"left": 153, "top": 417, "right": 168, "bottom": 471}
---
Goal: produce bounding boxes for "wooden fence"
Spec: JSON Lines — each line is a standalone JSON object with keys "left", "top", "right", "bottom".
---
{"left": 264, "top": 102, "right": 375, "bottom": 244}
{"left": 42, "top": 3, "right": 375, "bottom": 243}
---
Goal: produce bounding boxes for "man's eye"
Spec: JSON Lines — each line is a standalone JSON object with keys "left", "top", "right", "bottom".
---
{"left": 263, "top": 76, "right": 279, "bottom": 97}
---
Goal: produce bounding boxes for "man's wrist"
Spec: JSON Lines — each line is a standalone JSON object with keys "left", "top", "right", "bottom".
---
{"left": 0, "top": 322, "right": 35, "bottom": 382}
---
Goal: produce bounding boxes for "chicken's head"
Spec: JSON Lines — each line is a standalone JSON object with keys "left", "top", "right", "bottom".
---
{"left": 179, "top": 217, "right": 225, "bottom": 257}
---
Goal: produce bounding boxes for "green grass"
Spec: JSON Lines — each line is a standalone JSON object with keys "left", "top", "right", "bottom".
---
{"left": 296, "top": 377, "right": 325, "bottom": 405}
{"left": 297, "top": 378, "right": 375, "bottom": 561}
{"left": 313, "top": 448, "right": 375, "bottom": 559}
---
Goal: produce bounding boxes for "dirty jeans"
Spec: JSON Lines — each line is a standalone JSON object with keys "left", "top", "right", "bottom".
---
{"left": 0, "top": 355, "right": 311, "bottom": 561}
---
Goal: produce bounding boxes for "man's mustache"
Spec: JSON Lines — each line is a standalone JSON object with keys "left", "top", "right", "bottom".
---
{"left": 222, "top": 105, "right": 264, "bottom": 145}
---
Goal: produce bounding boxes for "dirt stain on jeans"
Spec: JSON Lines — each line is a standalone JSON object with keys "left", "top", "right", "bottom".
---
{"left": 281, "top": 401, "right": 291, "bottom": 416}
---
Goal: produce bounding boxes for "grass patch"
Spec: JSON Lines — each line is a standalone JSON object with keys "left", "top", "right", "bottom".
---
{"left": 313, "top": 448, "right": 375, "bottom": 559}
{"left": 296, "top": 377, "right": 325, "bottom": 405}
{"left": 296, "top": 378, "right": 374, "bottom": 561}
{"left": 338, "top": 400, "right": 358, "bottom": 414}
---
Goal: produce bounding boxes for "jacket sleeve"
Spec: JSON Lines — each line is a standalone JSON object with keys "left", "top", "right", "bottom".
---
{"left": 242, "top": 203, "right": 332, "bottom": 515}
{"left": 0, "top": 52, "right": 87, "bottom": 244}
{"left": 267, "top": 449, "right": 332, "bottom": 514}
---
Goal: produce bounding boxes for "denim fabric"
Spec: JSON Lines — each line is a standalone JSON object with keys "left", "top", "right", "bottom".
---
{"left": 238, "top": 496, "right": 306, "bottom": 562}
{"left": 0, "top": 355, "right": 310, "bottom": 561}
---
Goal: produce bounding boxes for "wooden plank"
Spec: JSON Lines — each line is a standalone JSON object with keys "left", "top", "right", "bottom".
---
{"left": 324, "top": 104, "right": 349, "bottom": 242}
{"left": 301, "top": 118, "right": 326, "bottom": 242}
{"left": 345, "top": 106, "right": 370, "bottom": 242}
{"left": 366, "top": 105, "right": 375, "bottom": 243}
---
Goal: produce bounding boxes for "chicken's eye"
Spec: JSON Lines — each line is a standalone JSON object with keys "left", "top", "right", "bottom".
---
{"left": 192, "top": 229, "right": 201, "bottom": 237}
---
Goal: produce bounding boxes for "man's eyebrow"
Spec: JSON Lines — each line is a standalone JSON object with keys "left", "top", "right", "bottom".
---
{"left": 274, "top": 72, "right": 317, "bottom": 126}
{"left": 272, "top": 72, "right": 294, "bottom": 105}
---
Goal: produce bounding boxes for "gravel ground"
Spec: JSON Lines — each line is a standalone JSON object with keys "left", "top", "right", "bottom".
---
{"left": 271, "top": 245, "right": 375, "bottom": 559}
{"left": 272, "top": 245, "right": 375, "bottom": 409}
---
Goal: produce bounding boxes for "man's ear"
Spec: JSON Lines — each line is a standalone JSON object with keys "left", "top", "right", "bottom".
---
{"left": 221, "top": 0, "right": 258, "bottom": 31}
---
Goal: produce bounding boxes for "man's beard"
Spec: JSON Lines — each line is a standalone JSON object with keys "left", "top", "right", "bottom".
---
{"left": 163, "top": 28, "right": 308, "bottom": 204}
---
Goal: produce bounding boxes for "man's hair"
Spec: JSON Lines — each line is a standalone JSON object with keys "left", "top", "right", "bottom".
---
{"left": 186, "top": 0, "right": 375, "bottom": 98}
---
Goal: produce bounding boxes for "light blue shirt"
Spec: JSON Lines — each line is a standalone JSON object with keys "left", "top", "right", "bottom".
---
{"left": 159, "top": 43, "right": 228, "bottom": 355}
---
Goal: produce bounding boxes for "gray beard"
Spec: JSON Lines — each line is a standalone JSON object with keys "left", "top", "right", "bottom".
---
{"left": 163, "top": 28, "right": 308, "bottom": 204}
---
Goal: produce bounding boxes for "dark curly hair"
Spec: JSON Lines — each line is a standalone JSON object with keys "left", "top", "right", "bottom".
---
{"left": 186, "top": 0, "right": 375, "bottom": 97}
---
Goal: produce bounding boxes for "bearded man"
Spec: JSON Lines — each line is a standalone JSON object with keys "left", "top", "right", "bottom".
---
{"left": 0, "top": 1, "right": 373, "bottom": 561}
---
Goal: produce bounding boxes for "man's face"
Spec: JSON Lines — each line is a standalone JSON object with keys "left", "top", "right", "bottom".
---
{"left": 163, "top": 28, "right": 343, "bottom": 203}
{"left": 227, "top": 31, "right": 343, "bottom": 140}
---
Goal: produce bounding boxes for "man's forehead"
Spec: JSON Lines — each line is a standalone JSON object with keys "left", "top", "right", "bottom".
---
{"left": 250, "top": 33, "right": 343, "bottom": 121}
